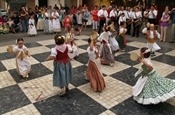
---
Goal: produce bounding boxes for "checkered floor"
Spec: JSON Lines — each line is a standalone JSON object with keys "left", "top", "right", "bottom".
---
{"left": 0, "top": 35, "right": 175, "bottom": 115}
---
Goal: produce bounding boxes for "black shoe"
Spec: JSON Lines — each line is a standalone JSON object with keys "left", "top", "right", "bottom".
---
{"left": 169, "top": 41, "right": 175, "bottom": 43}
{"left": 66, "top": 87, "right": 69, "bottom": 93}
{"left": 131, "top": 35, "right": 135, "bottom": 37}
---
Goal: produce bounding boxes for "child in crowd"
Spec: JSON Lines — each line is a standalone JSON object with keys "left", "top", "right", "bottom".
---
{"left": 7, "top": 38, "right": 31, "bottom": 80}
{"left": 7, "top": 17, "right": 16, "bottom": 33}
{"left": 65, "top": 27, "right": 79, "bottom": 59}
{"left": 28, "top": 15, "right": 37, "bottom": 36}
{"left": 63, "top": 13, "right": 72, "bottom": 32}
{"left": 46, "top": 34, "right": 73, "bottom": 96}
{"left": 116, "top": 22, "right": 127, "bottom": 51}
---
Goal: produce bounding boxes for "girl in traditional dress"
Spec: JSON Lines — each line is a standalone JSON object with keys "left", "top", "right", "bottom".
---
{"left": 44, "top": 9, "right": 53, "bottom": 34}
{"left": 142, "top": 24, "right": 161, "bottom": 57}
{"left": 7, "top": 38, "right": 31, "bottom": 79}
{"left": 28, "top": 15, "right": 37, "bottom": 36}
{"left": 116, "top": 22, "right": 127, "bottom": 51}
{"left": 65, "top": 27, "right": 79, "bottom": 59}
{"left": 108, "top": 22, "right": 119, "bottom": 53}
{"left": 51, "top": 8, "right": 61, "bottom": 33}
{"left": 133, "top": 47, "right": 175, "bottom": 105}
{"left": 46, "top": 34, "right": 73, "bottom": 96}
{"left": 37, "top": 10, "right": 44, "bottom": 30}
{"left": 98, "top": 24, "right": 115, "bottom": 66}
{"left": 85, "top": 37, "right": 105, "bottom": 92}
{"left": 63, "top": 13, "right": 72, "bottom": 32}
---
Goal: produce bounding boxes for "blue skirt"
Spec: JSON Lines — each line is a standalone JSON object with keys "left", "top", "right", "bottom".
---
{"left": 53, "top": 61, "right": 73, "bottom": 88}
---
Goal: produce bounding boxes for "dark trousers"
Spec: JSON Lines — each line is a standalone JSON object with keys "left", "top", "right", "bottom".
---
{"left": 98, "top": 19, "right": 106, "bottom": 34}
{"left": 132, "top": 19, "right": 140, "bottom": 37}
{"left": 126, "top": 20, "right": 131, "bottom": 35}
{"left": 148, "top": 18, "right": 156, "bottom": 25}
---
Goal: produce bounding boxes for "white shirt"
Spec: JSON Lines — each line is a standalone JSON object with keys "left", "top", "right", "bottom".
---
{"left": 87, "top": 46, "right": 98, "bottom": 61}
{"left": 125, "top": 11, "right": 133, "bottom": 19}
{"left": 142, "top": 28, "right": 160, "bottom": 39}
{"left": 97, "top": 9, "right": 108, "bottom": 18}
{"left": 118, "top": 10, "right": 125, "bottom": 17}
{"left": 148, "top": 10, "right": 158, "bottom": 19}
{"left": 109, "top": 10, "right": 118, "bottom": 17}
{"left": 118, "top": 16, "right": 126, "bottom": 25}
{"left": 131, "top": 11, "right": 142, "bottom": 19}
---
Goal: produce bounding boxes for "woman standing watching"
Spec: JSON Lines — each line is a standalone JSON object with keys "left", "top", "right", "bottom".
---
{"left": 160, "top": 10, "right": 170, "bottom": 42}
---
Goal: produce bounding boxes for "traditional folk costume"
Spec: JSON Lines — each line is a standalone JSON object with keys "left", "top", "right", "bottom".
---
{"left": 86, "top": 45, "right": 105, "bottom": 92}
{"left": 76, "top": 10, "right": 82, "bottom": 25}
{"left": 50, "top": 44, "right": 73, "bottom": 88}
{"left": 44, "top": 12, "right": 53, "bottom": 33}
{"left": 7, "top": 45, "right": 31, "bottom": 78}
{"left": 116, "top": 27, "right": 127, "bottom": 51}
{"left": 0, "top": 23, "right": 3, "bottom": 34}
{"left": 37, "top": 13, "right": 44, "bottom": 30}
{"left": 28, "top": 18, "right": 37, "bottom": 35}
{"left": 98, "top": 31, "right": 114, "bottom": 66}
{"left": 133, "top": 57, "right": 175, "bottom": 105}
{"left": 65, "top": 33, "right": 79, "bottom": 59}
{"left": 3, "top": 23, "right": 9, "bottom": 34}
{"left": 142, "top": 26, "right": 161, "bottom": 55}
{"left": 51, "top": 11, "right": 61, "bottom": 33}
{"left": 108, "top": 23, "right": 119, "bottom": 52}
{"left": 63, "top": 16, "right": 71, "bottom": 31}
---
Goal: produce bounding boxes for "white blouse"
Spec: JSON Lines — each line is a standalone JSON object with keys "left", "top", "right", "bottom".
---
{"left": 50, "top": 45, "right": 72, "bottom": 57}
{"left": 87, "top": 46, "right": 98, "bottom": 60}
{"left": 142, "top": 28, "right": 160, "bottom": 39}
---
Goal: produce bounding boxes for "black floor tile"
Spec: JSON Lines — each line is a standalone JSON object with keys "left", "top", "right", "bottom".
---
{"left": 166, "top": 71, "right": 175, "bottom": 80}
{"left": 115, "top": 53, "right": 139, "bottom": 66}
{"left": 111, "top": 67, "right": 138, "bottom": 86}
{"left": 24, "top": 42, "right": 42, "bottom": 48}
{"left": 34, "top": 88, "right": 107, "bottom": 115}
{"left": 0, "top": 52, "right": 15, "bottom": 61}
{"left": 45, "top": 44, "right": 55, "bottom": 49}
{"left": 0, "top": 85, "right": 31, "bottom": 114}
{"left": 32, "top": 52, "right": 50, "bottom": 62}
{"left": 79, "top": 44, "right": 89, "bottom": 50}
{"left": 0, "top": 61, "right": 7, "bottom": 72}
{"left": 125, "top": 45, "right": 139, "bottom": 52}
{"left": 71, "top": 65, "right": 89, "bottom": 87}
{"left": 8, "top": 63, "right": 52, "bottom": 83}
{"left": 152, "top": 54, "right": 175, "bottom": 66}
{"left": 110, "top": 97, "right": 175, "bottom": 115}
{"left": 74, "top": 53, "right": 88, "bottom": 64}
{"left": 156, "top": 47, "right": 173, "bottom": 54}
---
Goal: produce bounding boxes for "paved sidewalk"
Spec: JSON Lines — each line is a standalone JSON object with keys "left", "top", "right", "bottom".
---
{"left": 0, "top": 35, "right": 175, "bottom": 115}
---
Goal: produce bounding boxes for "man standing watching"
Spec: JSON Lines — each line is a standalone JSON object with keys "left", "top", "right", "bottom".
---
{"left": 169, "top": 8, "right": 175, "bottom": 43}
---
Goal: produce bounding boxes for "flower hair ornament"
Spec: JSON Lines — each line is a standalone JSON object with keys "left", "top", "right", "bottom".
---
{"left": 142, "top": 49, "right": 151, "bottom": 54}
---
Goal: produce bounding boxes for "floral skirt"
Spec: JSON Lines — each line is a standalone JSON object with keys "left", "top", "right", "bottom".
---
{"left": 133, "top": 71, "right": 175, "bottom": 105}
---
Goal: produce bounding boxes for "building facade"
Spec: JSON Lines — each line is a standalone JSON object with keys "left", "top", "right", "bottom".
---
{"left": 0, "top": 0, "right": 82, "bottom": 11}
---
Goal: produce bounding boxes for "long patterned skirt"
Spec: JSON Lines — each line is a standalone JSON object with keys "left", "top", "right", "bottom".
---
{"left": 133, "top": 71, "right": 175, "bottom": 105}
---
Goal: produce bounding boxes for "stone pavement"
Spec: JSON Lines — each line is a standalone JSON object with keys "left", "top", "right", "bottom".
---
{"left": 0, "top": 34, "right": 175, "bottom": 115}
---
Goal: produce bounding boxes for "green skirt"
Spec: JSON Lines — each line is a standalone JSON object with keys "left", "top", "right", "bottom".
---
{"left": 133, "top": 71, "right": 175, "bottom": 105}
